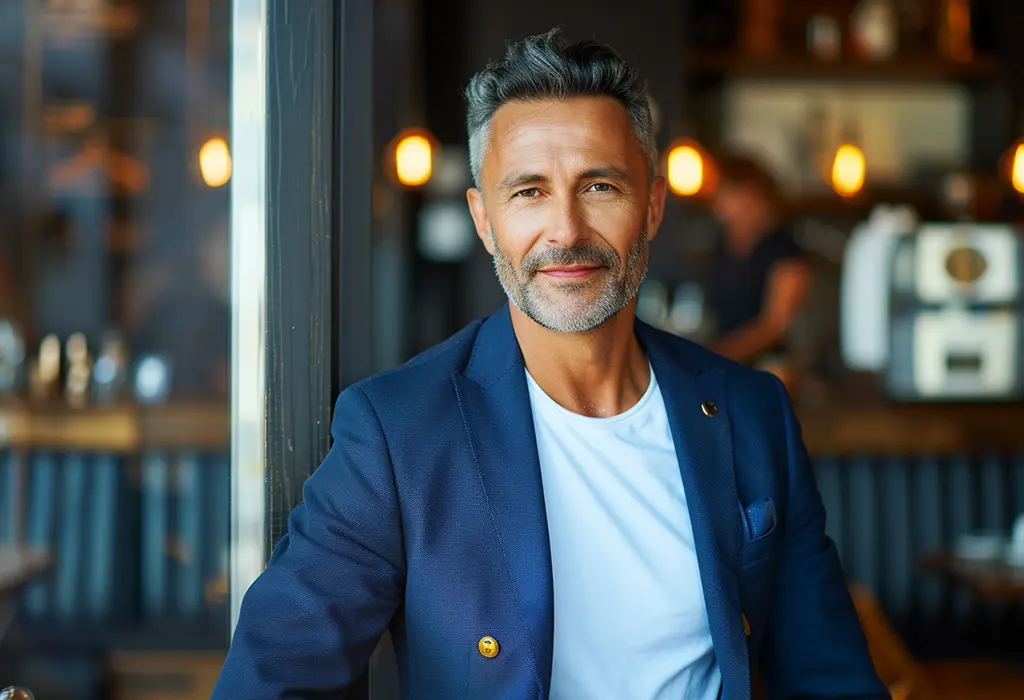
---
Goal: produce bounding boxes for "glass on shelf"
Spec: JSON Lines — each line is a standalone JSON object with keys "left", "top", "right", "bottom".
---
{"left": 0, "top": 318, "right": 26, "bottom": 398}
{"left": 0, "top": 687, "right": 36, "bottom": 700}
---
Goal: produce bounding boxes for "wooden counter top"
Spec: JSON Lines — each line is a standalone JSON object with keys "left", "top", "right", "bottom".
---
{"left": 0, "top": 399, "right": 1022, "bottom": 456}
{"left": 799, "top": 402, "right": 1024, "bottom": 456}
{"left": 0, "top": 401, "right": 230, "bottom": 451}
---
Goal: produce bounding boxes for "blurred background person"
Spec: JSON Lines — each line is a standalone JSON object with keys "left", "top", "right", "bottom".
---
{"left": 703, "top": 152, "right": 811, "bottom": 368}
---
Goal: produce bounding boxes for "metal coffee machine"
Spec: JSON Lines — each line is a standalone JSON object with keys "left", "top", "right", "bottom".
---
{"left": 885, "top": 223, "right": 1024, "bottom": 401}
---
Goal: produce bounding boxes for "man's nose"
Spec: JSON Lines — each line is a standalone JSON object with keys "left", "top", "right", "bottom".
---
{"left": 545, "top": 195, "right": 588, "bottom": 248}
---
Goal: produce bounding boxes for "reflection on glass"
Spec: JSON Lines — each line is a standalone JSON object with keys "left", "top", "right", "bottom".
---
{"left": 228, "top": 0, "right": 268, "bottom": 637}
{"left": 63, "top": 331, "right": 91, "bottom": 407}
{"left": 91, "top": 328, "right": 128, "bottom": 404}
{"left": 199, "top": 136, "right": 232, "bottom": 188}
{"left": 1, "top": 0, "right": 232, "bottom": 693}
{"left": 0, "top": 318, "right": 26, "bottom": 397}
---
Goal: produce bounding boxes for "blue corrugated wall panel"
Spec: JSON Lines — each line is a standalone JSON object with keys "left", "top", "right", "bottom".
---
{"left": 814, "top": 453, "right": 1024, "bottom": 656}
{"left": 0, "top": 449, "right": 230, "bottom": 648}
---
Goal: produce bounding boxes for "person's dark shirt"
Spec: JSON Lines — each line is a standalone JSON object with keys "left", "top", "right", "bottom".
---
{"left": 704, "top": 225, "right": 804, "bottom": 344}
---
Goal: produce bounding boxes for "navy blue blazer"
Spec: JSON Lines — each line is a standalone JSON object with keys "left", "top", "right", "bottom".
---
{"left": 213, "top": 306, "right": 888, "bottom": 700}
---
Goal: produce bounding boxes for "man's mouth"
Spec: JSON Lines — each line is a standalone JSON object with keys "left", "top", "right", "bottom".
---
{"left": 537, "top": 265, "right": 603, "bottom": 279}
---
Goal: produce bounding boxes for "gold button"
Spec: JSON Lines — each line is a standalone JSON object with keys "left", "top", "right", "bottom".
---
{"left": 478, "top": 636, "right": 500, "bottom": 658}
{"left": 742, "top": 613, "right": 751, "bottom": 637}
{"left": 701, "top": 400, "right": 718, "bottom": 417}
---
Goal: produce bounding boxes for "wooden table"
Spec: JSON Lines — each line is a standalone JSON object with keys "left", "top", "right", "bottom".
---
{"left": 920, "top": 552, "right": 1024, "bottom": 600}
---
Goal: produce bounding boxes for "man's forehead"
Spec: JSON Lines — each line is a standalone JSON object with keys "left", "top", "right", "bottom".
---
{"left": 482, "top": 97, "right": 640, "bottom": 180}
{"left": 489, "top": 95, "right": 631, "bottom": 135}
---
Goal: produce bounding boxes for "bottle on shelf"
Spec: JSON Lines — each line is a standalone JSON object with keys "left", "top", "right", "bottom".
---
{"left": 849, "top": 0, "right": 899, "bottom": 61}
{"left": 740, "top": 0, "right": 781, "bottom": 57}
{"left": 938, "top": 0, "right": 973, "bottom": 62}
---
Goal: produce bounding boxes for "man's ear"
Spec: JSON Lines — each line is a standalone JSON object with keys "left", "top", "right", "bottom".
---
{"left": 467, "top": 187, "right": 494, "bottom": 254}
{"left": 645, "top": 175, "right": 667, "bottom": 241}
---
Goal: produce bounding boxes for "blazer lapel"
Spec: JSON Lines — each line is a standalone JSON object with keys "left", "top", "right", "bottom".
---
{"left": 639, "top": 324, "right": 751, "bottom": 700}
{"left": 452, "top": 306, "right": 553, "bottom": 697}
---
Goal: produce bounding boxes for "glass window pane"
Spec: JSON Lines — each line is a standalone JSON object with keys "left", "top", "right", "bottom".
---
{"left": 1, "top": 1, "right": 232, "bottom": 695}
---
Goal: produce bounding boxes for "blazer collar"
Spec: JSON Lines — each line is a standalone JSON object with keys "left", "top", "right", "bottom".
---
{"left": 461, "top": 303, "right": 714, "bottom": 386}
{"left": 462, "top": 304, "right": 524, "bottom": 387}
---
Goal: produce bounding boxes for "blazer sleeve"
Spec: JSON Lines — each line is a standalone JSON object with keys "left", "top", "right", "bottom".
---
{"left": 758, "top": 376, "right": 890, "bottom": 700}
{"left": 212, "top": 385, "right": 405, "bottom": 699}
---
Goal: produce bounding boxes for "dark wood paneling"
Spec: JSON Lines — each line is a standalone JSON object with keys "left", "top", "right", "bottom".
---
{"left": 264, "top": 0, "right": 336, "bottom": 555}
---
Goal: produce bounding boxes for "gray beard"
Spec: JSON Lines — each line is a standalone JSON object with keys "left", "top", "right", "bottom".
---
{"left": 490, "top": 229, "right": 649, "bottom": 333}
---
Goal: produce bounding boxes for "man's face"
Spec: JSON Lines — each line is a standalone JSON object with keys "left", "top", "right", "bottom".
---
{"left": 467, "top": 96, "right": 666, "bottom": 333}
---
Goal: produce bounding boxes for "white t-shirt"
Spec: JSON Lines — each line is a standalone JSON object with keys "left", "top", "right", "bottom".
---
{"left": 526, "top": 366, "right": 721, "bottom": 700}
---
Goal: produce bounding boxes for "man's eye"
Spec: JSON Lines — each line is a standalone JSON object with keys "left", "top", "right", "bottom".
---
{"left": 515, "top": 188, "right": 540, "bottom": 198}
{"left": 588, "top": 182, "right": 614, "bottom": 193}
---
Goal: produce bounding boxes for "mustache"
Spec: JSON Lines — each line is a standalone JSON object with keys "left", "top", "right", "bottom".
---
{"left": 518, "top": 244, "right": 618, "bottom": 276}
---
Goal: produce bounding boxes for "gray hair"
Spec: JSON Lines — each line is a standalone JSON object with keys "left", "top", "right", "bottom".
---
{"left": 465, "top": 27, "right": 657, "bottom": 189}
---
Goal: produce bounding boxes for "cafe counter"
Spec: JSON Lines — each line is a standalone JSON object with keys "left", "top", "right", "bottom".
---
{"left": 3, "top": 399, "right": 1023, "bottom": 455}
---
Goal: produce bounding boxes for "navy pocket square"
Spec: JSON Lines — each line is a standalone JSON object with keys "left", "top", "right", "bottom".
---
{"left": 744, "top": 497, "right": 777, "bottom": 541}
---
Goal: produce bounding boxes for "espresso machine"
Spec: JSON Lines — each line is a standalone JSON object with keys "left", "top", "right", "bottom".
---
{"left": 885, "top": 222, "right": 1024, "bottom": 401}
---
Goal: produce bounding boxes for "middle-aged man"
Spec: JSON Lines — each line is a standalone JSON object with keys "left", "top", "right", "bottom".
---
{"left": 214, "top": 29, "right": 888, "bottom": 700}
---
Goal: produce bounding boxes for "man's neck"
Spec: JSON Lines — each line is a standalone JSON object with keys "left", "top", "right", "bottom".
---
{"left": 509, "top": 301, "right": 650, "bottom": 418}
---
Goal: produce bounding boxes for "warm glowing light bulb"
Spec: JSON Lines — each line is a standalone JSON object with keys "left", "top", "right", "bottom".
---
{"left": 199, "top": 137, "right": 232, "bottom": 187}
{"left": 667, "top": 144, "right": 704, "bottom": 196}
{"left": 395, "top": 134, "right": 432, "bottom": 187}
{"left": 831, "top": 144, "right": 866, "bottom": 198}
{"left": 1011, "top": 144, "right": 1024, "bottom": 195}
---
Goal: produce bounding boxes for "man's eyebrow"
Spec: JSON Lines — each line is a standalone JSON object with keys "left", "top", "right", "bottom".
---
{"left": 580, "top": 166, "right": 631, "bottom": 183}
{"left": 497, "top": 166, "right": 631, "bottom": 192}
{"left": 498, "top": 172, "right": 547, "bottom": 192}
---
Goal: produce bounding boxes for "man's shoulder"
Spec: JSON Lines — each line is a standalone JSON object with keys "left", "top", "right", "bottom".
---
{"left": 342, "top": 316, "right": 486, "bottom": 406}
{"left": 644, "top": 323, "right": 779, "bottom": 395}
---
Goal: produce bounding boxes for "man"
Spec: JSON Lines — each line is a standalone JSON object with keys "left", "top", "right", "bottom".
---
{"left": 214, "top": 29, "right": 888, "bottom": 700}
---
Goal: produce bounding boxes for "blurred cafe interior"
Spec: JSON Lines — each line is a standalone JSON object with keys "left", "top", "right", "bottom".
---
{"left": 3, "top": 0, "right": 1024, "bottom": 698}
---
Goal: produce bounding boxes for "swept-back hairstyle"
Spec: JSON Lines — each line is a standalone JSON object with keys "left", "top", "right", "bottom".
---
{"left": 464, "top": 27, "right": 657, "bottom": 188}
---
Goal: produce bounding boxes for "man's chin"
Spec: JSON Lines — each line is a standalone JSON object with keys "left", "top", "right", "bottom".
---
{"left": 520, "top": 299, "right": 621, "bottom": 334}
{"left": 531, "top": 278, "right": 607, "bottom": 303}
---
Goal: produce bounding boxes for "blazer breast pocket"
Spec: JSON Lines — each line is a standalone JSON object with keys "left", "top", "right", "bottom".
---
{"left": 739, "top": 497, "right": 780, "bottom": 569}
